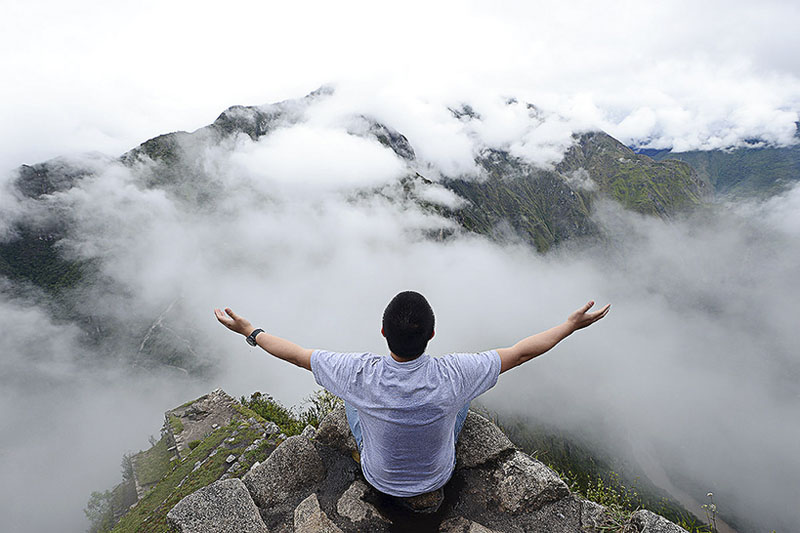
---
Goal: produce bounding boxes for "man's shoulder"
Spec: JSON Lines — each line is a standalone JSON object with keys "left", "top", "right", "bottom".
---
{"left": 311, "top": 350, "right": 383, "bottom": 368}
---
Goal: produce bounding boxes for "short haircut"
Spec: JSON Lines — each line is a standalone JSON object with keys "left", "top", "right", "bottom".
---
{"left": 382, "top": 291, "right": 435, "bottom": 359}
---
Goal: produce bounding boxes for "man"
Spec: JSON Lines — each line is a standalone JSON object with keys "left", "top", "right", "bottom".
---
{"left": 214, "top": 291, "right": 609, "bottom": 500}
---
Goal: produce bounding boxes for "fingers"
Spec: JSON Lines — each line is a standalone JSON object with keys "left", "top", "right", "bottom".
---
{"left": 225, "top": 308, "right": 239, "bottom": 320}
{"left": 578, "top": 300, "right": 595, "bottom": 314}
{"left": 590, "top": 304, "right": 611, "bottom": 321}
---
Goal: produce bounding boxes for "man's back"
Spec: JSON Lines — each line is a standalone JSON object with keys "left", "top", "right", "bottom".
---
{"left": 311, "top": 350, "right": 501, "bottom": 497}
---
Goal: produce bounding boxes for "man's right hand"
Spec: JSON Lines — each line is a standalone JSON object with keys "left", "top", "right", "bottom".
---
{"left": 214, "top": 307, "right": 255, "bottom": 337}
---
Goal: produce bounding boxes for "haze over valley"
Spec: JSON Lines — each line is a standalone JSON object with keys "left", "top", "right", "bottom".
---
{"left": 2, "top": 2, "right": 799, "bottom": 532}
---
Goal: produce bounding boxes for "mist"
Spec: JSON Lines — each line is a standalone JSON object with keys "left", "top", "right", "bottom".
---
{"left": 1, "top": 91, "right": 799, "bottom": 533}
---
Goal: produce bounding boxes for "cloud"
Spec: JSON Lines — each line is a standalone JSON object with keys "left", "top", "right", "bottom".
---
{"left": 3, "top": 0, "right": 800, "bottom": 172}
{"left": 2, "top": 103, "right": 800, "bottom": 530}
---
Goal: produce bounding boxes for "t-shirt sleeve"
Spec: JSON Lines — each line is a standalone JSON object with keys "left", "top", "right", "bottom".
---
{"left": 310, "top": 349, "right": 363, "bottom": 399}
{"left": 448, "top": 350, "right": 502, "bottom": 404}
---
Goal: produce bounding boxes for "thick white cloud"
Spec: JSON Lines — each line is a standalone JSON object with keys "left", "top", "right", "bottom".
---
{"left": 2, "top": 0, "right": 799, "bottom": 172}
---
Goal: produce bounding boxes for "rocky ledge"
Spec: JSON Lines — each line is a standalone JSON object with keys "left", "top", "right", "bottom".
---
{"left": 166, "top": 405, "right": 687, "bottom": 533}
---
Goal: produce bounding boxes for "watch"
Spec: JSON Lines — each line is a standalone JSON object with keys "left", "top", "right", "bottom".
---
{"left": 246, "top": 328, "right": 265, "bottom": 346}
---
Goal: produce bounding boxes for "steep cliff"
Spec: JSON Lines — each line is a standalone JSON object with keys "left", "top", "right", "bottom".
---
{"left": 101, "top": 389, "right": 689, "bottom": 533}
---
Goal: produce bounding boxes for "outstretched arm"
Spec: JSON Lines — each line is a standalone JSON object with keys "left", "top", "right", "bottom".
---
{"left": 214, "top": 308, "right": 313, "bottom": 370}
{"left": 496, "top": 301, "right": 610, "bottom": 374}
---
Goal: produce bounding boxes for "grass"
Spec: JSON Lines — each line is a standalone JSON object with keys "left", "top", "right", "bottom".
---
{"left": 107, "top": 396, "right": 330, "bottom": 532}
{"left": 166, "top": 414, "right": 184, "bottom": 434}
{"left": 133, "top": 435, "right": 174, "bottom": 489}
{"left": 240, "top": 389, "right": 341, "bottom": 436}
{"left": 111, "top": 414, "right": 275, "bottom": 533}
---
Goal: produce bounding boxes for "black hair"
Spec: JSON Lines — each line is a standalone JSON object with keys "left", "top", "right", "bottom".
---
{"left": 382, "top": 291, "right": 435, "bottom": 360}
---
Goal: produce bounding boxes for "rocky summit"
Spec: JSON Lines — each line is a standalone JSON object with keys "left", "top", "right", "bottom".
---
{"left": 155, "top": 393, "right": 688, "bottom": 533}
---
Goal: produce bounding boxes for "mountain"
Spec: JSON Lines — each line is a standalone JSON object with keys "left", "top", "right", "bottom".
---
{"left": 93, "top": 388, "right": 690, "bottom": 533}
{"left": 0, "top": 88, "right": 718, "bottom": 375}
{"left": 637, "top": 136, "right": 800, "bottom": 198}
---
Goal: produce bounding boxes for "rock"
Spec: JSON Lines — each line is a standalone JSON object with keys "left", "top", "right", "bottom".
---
{"left": 166, "top": 478, "right": 268, "bottom": 533}
{"left": 315, "top": 405, "right": 358, "bottom": 453}
{"left": 439, "top": 516, "right": 500, "bottom": 533}
{"left": 580, "top": 499, "right": 608, "bottom": 531}
{"left": 301, "top": 424, "right": 316, "bottom": 439}
{"left": 165, "top": 389, "right": 241, "bottom": 458}
{"left": 263, "top": 421, "right": 280, "bottom": 435}
{"left": 624, "top": 510, "right": 689, "bottom": 533}
{"left": 294, "top": 493, "right": 343, "bottom": 533}
{"left": 494, "top": 451, "right": 570, "bottom": 513}
{"left": 243, "top": 435, "right": 325, "bottom": 508}
{"left": 225, "top": 454, "right": 236, "bottom": 463}
{"left": 396, "top": 488, "right": 445, "bottom": 514}
{"left": 336, "top": 480, "right": 390, "bottom": 526}
{"left": 455, "top": 411, "right": 515, "bottom": 468}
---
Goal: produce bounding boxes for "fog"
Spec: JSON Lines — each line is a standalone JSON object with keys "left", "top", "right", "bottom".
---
{"left": 1, "top": 91, "right": 799, "bottom": 533}
{"left": 3, "top": 0, "right": 800, "bottom": 172}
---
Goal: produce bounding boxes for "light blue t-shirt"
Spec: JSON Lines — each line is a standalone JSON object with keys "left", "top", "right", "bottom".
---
{"left": 310, "top": 349, "right": 501, "bottom": 497}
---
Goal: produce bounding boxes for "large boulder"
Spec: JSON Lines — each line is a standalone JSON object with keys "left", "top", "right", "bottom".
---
{"left": 166, "top": 478, "right": 268, "bottom": 533}
{"left": 494, "top": 450, "right": 571, "bottom": 513}
{"left": 243, "top": 435, "right": 325, "bottom": 508}
{"left": 294, "top": 493, "right": 343, "bottom": 533}
{"left": 314, "top": 405, "right": 358, "bottom": 454}
{"left": 624, "top": 509, "right": 689, "bottom": 533}
{"left": 336, "top": 479, "right": 391, "bottom": 528}
{"left": 455, "top": 411, "right": 515, "bottom": 468}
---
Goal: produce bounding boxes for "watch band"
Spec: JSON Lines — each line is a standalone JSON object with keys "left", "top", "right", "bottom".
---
{"left": 246, "top": 328, "right": 265, "bottom": 346}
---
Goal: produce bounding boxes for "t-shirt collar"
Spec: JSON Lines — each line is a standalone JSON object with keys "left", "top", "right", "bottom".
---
{"left": 385, "top": 353, "right": 429, "bottom": 370}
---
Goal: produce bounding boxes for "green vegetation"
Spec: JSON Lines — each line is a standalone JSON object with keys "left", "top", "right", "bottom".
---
{"left": 132, "top": 435, "right": 174, "bottom": 489}
{"left": 240, "top": 389, "right": 342, "bottom": 436}
{"left": 646, "top": 144, "right": 800, "bottom": 197}
{"left": 91, "top": 392, "right": 342, "bottom": 532}
{"left": 0, "top": 227, "right": 89, "bottom": 296}
{"left": 166, "top": 414, "right": 184, "bottom": 434}
{"left": 111, "top": 419, "right": 273, "bottom": 532}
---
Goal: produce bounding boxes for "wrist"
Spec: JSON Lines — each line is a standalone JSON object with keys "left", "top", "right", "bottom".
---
{"left": 246, "top": 328, "right": 265, "bottom": 346}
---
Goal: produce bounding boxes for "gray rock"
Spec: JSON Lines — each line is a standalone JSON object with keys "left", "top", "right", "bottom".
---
{"left": 263, "top": 421, "right": 280, "bottom": 435}
{"left": 166, "top": 478, "right": 268, "bottom": 533}
{"left": 493, "top": 451, "right": 570, "bottom": 513}
{"left": 455, "top": 411, "right": 516, "bottom": 468}
{"left": 315, "top": 405, "right": 358, "bottom": 453}
{"left": 336, "top": 480, "right": 390, "bottom": 526}
{"left": 580, "top": 499, "right": 609, "bottom": 531}
{"left": 439, "top": 516, "right": 500, "bottom": 533}
{"left": 396, "top": 488, "right": 445, "bottom": 514}
{"left": 624, "top": 510, "right": 690, "bottom": 533}
{"left": 243, "top": 435, "right": 325, "bottom": 508}
{"left": 300, "top": 424, "right": 316, "bottom": 439}
{"left": 294, "top": 493, "right": 343, "bottom": 533}
{"left": 225, "top": 454, "right": 237, "bottom": 463}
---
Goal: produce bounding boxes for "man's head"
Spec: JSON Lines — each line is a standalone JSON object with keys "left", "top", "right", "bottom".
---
{"left": 382, "top": 291, "right": 435, "bottom": 360}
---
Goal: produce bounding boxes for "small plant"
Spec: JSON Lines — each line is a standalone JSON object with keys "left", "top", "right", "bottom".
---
{"left": 241, "top": 389, "right": 342, "bottom": 436}
{"left": 187, "top": 440, "right": 201, "bottom": 450}
{"left": 701, "top": 492, "right": 718, "bottom": 533}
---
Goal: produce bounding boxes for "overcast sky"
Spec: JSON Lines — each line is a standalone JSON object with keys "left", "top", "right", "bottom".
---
{"left": 2, "top": 0, "right": 800, "bottom": 172}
